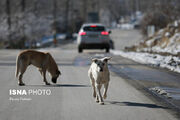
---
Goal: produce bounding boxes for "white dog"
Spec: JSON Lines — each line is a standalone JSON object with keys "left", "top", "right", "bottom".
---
{"left": 88, "top": 57, "right": 111, "bottom": 105}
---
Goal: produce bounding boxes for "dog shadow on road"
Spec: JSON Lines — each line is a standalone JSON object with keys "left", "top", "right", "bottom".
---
{"left": 106, "top": 101, "right": 169, "bottom": 109}
{"left": 26, "top": 84, "right": 90, "bottom": 88}
{"left": 53, "top": 84, "right": 90, "bottom": 87}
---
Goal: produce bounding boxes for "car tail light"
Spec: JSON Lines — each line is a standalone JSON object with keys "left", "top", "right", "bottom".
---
{"left": 101, "top": 31, "right": 109, "bottom": 35}
{"left": 79, "top": 32, "right": 86, "bottom": 36}
{"left": 90, "top": 25, "right": 97, "bottom": 27}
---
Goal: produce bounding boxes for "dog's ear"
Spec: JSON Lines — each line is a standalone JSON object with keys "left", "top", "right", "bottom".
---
{"left": 91, "top": 58, "right": 98, "bottom": 63}
{"left": 103, "top": 57, "right": 112, "bottom": 62}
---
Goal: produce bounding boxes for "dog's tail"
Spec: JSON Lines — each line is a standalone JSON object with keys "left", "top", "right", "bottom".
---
{"left": 15, "top": 56, "right": 20, "bottom": 78}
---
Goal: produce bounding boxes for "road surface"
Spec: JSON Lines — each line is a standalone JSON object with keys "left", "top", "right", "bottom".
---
{"left": 110, "top": 29, "right": 143, "bottom": 50}
{"left": 0, "top": 30, "right": 179, "bottom": 120}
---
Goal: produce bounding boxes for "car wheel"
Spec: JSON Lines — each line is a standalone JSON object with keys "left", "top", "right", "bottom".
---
{"left": 110, "top": 40, "right": 114, "bottom": 49}
{"left": 106, "top": 48, "right": 109, "bottom": 53}
{"left": 78, "top": 48, "right": 83, "bottom": 53}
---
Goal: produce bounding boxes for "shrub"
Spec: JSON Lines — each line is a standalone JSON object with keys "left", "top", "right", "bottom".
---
{"left": 141, "top": 11, "right": 170, "bottom": 36}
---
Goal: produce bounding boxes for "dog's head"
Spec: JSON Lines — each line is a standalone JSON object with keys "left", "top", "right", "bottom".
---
{"left": 92, "top": 57, "right": 111, "bottom": 72}
{"left": 51, "top": 69, "right": 61, "bottom": 83}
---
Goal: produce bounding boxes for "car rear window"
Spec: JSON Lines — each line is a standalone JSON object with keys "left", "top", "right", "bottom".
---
{"left": 83, "top": 26, "right": 105, "bottom": 32}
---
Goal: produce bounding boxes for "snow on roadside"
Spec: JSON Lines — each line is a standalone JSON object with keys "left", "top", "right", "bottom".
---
{"left": 111, "top": 50, "right": 180, "bottom": 73}
{"left": 151, "top": 33, "right": 180, "bottom": 54}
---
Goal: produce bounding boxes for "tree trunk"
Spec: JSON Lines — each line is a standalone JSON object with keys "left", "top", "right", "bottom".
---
{"left": 6, "top": 0, "right": 11, "bottom": 40}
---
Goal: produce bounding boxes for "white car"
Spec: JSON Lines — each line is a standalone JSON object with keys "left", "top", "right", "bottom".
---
{"left": 77, "top": 23, "right": 111, "bottom": 53}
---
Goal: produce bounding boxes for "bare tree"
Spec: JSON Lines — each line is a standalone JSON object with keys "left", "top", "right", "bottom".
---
{"left": 106, "top": 0, "right": 124, "bottom": 22}
{"left": 65, "top": 0, "right": 70, "bottom": 31}
{"left": 6, "top": 0, "right": 11, "bottom": 40}
{"left": 21, "top": 0, "right": 25, "bottom": 38}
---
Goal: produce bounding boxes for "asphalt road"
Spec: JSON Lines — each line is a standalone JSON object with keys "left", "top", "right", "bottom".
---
{"left": 110, "top": 29, "right": 143, "bottom": 50}
{"left": 0, "top": 30, "right": 179, "bottom": 120}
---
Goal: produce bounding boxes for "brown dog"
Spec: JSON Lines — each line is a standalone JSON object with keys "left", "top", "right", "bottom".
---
{"left": 15, "top": 50, "right": 61, "bottom": 86}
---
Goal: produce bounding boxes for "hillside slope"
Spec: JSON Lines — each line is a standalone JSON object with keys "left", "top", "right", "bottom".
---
{"left": 126, "top": 20, "right": 180, "bottom": 56}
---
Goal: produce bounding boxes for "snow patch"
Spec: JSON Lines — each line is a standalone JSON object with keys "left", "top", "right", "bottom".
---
{"left": 111, "top": 50, "right": 180, "bottom": 73}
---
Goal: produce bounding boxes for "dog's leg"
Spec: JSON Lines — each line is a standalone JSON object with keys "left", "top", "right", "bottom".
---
{"left": 42, "top": 70, "right": 50, "bottom": 85}
{"left": 103, "top": 82, "right": 109, "bottom": 99}
{"left": 96, "top": 84, "right": 104, "bottom": 105}
{"left": 96, "top": 95, "right": 99, "bottom": 103}
{"left": 18, "top": 66, "right": 27, "bottom": 86}
{"left": 95, "top": 84, "right": 99, "bottom": 103}
{"left": 19, "top": 73, "right": 25, "bottom": 86}
{"left": 90, "top": 79, "right": 96, "bottom": 98}
{"left": 39, "top": 69, "right": 43, "bottom": 75}
{"left": 89, "top": 71, "right": 97, "bottom": 99}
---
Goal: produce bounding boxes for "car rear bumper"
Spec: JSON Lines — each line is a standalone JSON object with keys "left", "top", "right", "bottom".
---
{"left": 79, "top": 43, "right": 110, "bottom": 49}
